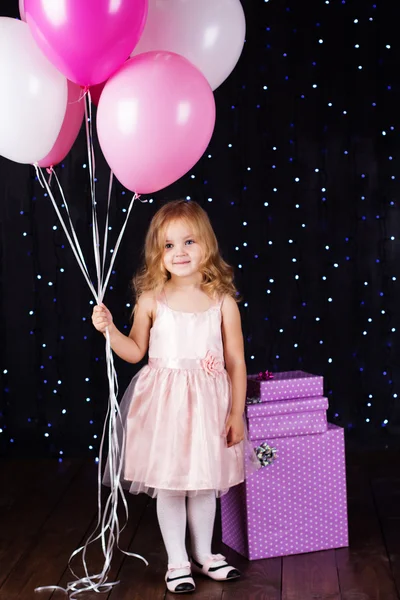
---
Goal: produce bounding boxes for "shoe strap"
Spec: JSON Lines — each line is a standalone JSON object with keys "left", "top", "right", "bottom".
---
{"left": 166, "top": 562, "right": 193, "bottom": 584}
{"left": 202, "top": 554, "right": 227, "bottom": 574}
{"left": 167, "top": 561, "right": 191, "bottom": 572}
{"left": 167, "top": 573, "right": 193, "bottom": 582}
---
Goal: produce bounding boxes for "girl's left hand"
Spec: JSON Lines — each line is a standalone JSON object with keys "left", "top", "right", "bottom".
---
{"left": 225, "top": 412, "right": 245, "bottom": 447}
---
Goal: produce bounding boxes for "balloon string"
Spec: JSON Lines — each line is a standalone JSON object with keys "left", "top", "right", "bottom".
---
{"left": 51, "top": 167, "right": 95, "bottom": 288}
{"left": 100, "top": 191, "right": 139, "bottom": 300}
{"left": 33, "top": 164, "right": 97, "bottom": 298}
{"left": 84, "top": 91, "right": 102, "bottom": 298}
{"left": 70, "top": 86, "right": 88, "bottom": 105}
{"left": 102, "top": 170, "right": 113, "bottom": 281}
{"left": 33, "top": 114, "right": 146, "bottom": 599}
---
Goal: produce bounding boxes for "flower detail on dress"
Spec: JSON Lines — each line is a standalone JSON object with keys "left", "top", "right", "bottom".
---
{"left": 201, "top": 351, "right": 224, "bottom": 377}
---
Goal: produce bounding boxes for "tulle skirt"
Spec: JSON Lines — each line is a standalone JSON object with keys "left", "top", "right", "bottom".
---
{"left": 103, "top": 361, "right": 259, "bottom": 498}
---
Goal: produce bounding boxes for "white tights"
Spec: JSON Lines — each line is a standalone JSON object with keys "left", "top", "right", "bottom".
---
{"left": 156, "top": 490, "right": 217, "bottom": 566}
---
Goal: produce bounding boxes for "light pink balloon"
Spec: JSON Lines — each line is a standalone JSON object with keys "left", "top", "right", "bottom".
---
{"left": 97, "top": 52, "right": 216, "bottom": 194}
{"left": 38, "top": 80, "right": 84, "bottom": 168}
{"left": 19, "top": 0, "right": 26, "bottom": 21}
{"left": 24, "top": 0, "right": 148, "bottom": 87}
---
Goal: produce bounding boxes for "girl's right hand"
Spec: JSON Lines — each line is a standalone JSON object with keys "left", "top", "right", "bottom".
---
{"left": 92, "top": 303, "right": 114, "bottom": 334}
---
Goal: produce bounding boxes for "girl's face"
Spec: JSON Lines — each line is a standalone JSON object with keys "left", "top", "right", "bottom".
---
{"left": 162, "top": 219, "right": 204, "bottom": 280}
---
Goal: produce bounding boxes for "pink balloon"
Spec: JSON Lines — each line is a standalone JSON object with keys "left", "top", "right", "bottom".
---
{"left": 89, "top": 81, "right": 106, "bottom": 107}
{"left": 38, "top": 80, "right": 84, "bottom": 168}
{"left": 19, "top": 0, "right": 26, "bottom": 21}
{"left": 24, "top": 0, "right": 148, "bottom": 87}
{"left": 97, "top": 52, "right": 216, "bottom": 195}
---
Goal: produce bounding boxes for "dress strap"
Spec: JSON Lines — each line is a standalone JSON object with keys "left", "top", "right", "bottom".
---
{"left": 218, "top": 294, "right": 226, "bottom": 309}
{"left": 160, "top": 287, "right": 169, "bottom": 307}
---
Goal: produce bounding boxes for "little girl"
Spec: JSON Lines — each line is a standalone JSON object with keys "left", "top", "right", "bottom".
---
{"left": 92, "top": 200, "right": 253, "bottom": 594}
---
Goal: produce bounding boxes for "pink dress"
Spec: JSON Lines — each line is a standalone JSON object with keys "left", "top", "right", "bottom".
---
{"left": 107, "top": 294, "right": 248, "bottom": 498}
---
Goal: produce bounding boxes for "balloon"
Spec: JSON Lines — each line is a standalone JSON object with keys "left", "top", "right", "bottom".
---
{"left": 89, "top": 81, "right": 106, "bottom": 107}
{"left": 24, "top": 0, "right": 148, "bottom": 87}
{"left": 131, "top": 0, "right": 246, "bottom": 91}
{"left": 38, "top": 80, "right": 84, "bottom": 168}
{"left": 97, "top": 51, "right": 216, "bottom": 194}
{"left": 19, "top": 0, "right": 26, "bottom": 21}
{"left": 0, "top": 18, "right": 67, "bottom": 165}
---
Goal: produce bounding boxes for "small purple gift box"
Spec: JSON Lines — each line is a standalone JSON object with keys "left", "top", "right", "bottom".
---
{"left": 247, "top": 370, "right": 324, "bottom": 403}
{"left": 221, "top": 424, "right": 349, "bottom": 560}
{"left": 246, "top": 396, "right": 328, "bottom": 440}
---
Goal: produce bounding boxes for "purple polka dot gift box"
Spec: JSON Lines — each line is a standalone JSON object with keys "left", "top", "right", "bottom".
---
{"left": 247, "top": 370, "right": 324, "bottom": 403}
{"left": 246, "top": 371, "right": 327, "bottom": 440}
{"left": 221, "top": 371, "right": 349, "bottom": 560}
{"left": 246, "top": 396, "right": 329, "bottom": 440}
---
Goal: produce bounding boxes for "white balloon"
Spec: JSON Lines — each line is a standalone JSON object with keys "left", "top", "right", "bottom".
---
{"left": 131, "top": 0, "right": 246, "bottom": 91}
{"left": 0, "top": 18, "right": 67, "bottom": 165}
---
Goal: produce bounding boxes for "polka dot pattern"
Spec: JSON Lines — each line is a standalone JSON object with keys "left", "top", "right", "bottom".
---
{"left": 247, "top": 397, "right": 328, "bottom": 440}
{"left": 247, "top": 370, "right": 324, "bottom": 402}
{"left": 247, "top": 408, "right": 327, "bottom": 440}
{"left": 221, "top": 424, "right": 349, "bottom": 560}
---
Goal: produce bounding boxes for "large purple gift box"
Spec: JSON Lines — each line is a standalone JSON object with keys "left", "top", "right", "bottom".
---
{"left": 221, "top": 424, "right": 349, "bottom": 560}
{"left": 247, "top": 370, "right": 324, "bottom": 402}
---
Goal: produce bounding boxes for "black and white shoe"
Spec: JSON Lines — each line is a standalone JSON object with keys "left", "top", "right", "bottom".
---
{"left": 165, "top": 562, "right": 196, "bottom": 594}
{"left": 191, "top": 554, "right": 240, "bottom": 581}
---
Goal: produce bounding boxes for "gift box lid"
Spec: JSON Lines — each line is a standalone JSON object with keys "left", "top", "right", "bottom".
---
{"left": 247, "top": 370, "right": 323, "bottom": 403}
{"left": 246, "top": 395, "right": 329, "bottom": 418}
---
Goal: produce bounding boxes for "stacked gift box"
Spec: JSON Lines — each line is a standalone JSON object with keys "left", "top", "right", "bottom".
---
{"left": 221, "top": 370, "right": 349, "bottom": 560}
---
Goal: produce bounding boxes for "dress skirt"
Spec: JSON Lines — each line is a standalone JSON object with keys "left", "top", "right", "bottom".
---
{"left": 103, "top": 357, "right": 258, "bottom": 498}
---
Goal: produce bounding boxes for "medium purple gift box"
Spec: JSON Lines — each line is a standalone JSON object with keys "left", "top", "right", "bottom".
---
{"left": 221, "top": 424, "right": 349, "bottom": 560}
{"left": 246, "top": 396, "right": 328, "bottom": 440}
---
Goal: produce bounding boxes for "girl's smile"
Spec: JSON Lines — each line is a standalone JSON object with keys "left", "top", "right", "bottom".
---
{"left": 163, "top": 219, "right": 203, "bottom": 278}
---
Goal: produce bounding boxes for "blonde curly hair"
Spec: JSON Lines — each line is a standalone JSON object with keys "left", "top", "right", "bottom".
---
{"left": 132, "top": 200, "right": 238, "bottom": 306}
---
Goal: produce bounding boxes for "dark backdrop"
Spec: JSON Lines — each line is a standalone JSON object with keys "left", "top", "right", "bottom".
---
{"left": 1, "top": 0, "right": 399, "bottom": 458}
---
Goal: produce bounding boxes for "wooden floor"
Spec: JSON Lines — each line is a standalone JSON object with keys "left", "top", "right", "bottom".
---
{"left": 0, "top": 441, "right": 399, "bottom": 600}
